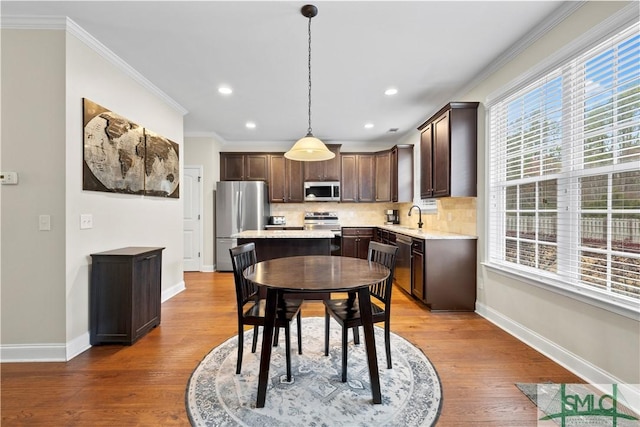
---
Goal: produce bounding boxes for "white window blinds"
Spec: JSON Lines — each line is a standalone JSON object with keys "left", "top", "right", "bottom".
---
{"left": 488, "top": 23, "right": 640, "bottom": 309}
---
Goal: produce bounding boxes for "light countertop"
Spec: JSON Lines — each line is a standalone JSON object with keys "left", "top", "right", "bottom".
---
{"left": 232, "top": 229, "right": 335, "bottom": 239}
{"left": 377, "top": 225, "right": 477, "bottom": 240}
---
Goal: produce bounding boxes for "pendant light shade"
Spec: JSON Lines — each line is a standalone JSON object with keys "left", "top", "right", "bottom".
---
{"left": 286, "top": 133, "right": 335, "bottom": 161}
{"left": 285, "top": 4, "right": 335, "bottom": 162}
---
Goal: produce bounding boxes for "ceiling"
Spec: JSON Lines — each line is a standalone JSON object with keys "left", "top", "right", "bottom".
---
{"left": 2, "top": 1, "right": 569, "bottom": 148}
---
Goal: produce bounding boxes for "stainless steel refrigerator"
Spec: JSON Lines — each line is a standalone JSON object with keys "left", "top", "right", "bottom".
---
{"left": 215, "top": 181, "right": 270, "bottom": 271}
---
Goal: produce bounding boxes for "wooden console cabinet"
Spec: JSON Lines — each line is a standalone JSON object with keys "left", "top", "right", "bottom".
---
{"left": 90, "top": 247, "right": 164, "bottom": 345}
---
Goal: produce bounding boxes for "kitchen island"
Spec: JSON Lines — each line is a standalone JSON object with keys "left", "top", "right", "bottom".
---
{"left": 232, "top": 229, "right": 334, "bottom": 262}
{"left": 233, "top": 229, "right": 336, "bottom": 300}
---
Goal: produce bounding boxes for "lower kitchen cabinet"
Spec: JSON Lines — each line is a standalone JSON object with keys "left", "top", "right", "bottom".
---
{"left": 341, "top": 227, "right": 374, "bottom": 259}
{"left": 90, "top": 247, "right": 164, "bottom": 345}
{"left": 412, "top": 238, "right": 477, "bottom": 311}
{"left": 411, "top": 239, "right": 425, "bottom": 300}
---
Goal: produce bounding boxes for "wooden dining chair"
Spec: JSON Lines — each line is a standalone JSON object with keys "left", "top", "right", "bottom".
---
{"left": 229, "top": 243, "right": 303, "bottom": 381}
{"left": 323, "top": 241, "right": 398, "bottom": 382}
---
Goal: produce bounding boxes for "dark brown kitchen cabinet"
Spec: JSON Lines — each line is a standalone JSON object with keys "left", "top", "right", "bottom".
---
{"left": 268, "top": 155, "right": 304, "bottom": 203}
{"left": 90, "top": 247, "right": 164, "bottom": 345}
{"left": 341, "top": 154, "right": 375, "bottom": 202}
{"left": 376, "top": 145, "right": 414, "bottom": 202}
{"left": 411, "top": 238, "right": 477, "bottom": 311}
{"left": 375, "top": 151, "right": 391, "bottom": 202}
{"left": 303, "top": 144, "right": 341, "bottom": 181}
{"left": 418, "top": 102, "right": 478, "bottom": 198}
{"left": 341, "top": 227, "right": 374, "bottom": 259}
{"left": 220, "top": 153, "right": 269, "bottom": 181}
{"left": 411, "top": 239, "right": 425, "bottom": 300}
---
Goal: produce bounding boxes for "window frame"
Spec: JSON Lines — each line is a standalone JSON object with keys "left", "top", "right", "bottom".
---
{"left": 484, "top": 10, "right": 640, "bottom": 321}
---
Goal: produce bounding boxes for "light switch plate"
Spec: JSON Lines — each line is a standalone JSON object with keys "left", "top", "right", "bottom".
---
{"left": 80, "top": 214, "right": 93, "bottom": 229}
{"left": 39, "top": 215, "right": 51, "bottom": 231}
{"left": 0, "top": 171, "right": 18, "bottom": 185}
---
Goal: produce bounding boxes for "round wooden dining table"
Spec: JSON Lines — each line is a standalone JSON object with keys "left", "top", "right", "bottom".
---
{"left": 243, "top": 255, "right": 390, "bottom": 408}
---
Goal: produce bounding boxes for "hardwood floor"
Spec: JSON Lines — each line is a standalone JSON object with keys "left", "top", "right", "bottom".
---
{"left": 1, "top": 272, "right": 582, "bottom": 426}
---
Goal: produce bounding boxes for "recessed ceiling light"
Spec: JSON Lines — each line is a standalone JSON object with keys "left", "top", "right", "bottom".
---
{"left": 218, "top": 86, "right": 233, "bottom": 95}
{"left": 245, "top": 122, "right": 256, "bottom": 129}
{"left": 384, "top": 88, "right": 398, "bottom": 96}
{"left": 364, "top": 123, "right": 374, "bottom": 129}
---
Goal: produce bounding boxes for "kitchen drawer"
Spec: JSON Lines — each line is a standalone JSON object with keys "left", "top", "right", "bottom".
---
{"left": 342, "top": 227, "right": 375, "bottom": 237}
{"left": 411, "top": 239, "right": 424, "bottom": 253}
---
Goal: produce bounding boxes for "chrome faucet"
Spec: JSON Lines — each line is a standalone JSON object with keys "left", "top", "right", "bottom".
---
{"left": 408, "top": 205, "right": 423, "bottom": 229}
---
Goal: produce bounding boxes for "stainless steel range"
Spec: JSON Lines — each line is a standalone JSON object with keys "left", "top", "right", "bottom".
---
{"left": 304, "top": 212, "right": 341, "bottom": 255}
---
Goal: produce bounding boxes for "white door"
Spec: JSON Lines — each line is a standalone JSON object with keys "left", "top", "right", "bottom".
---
{"left": 183, "top": 166, "right": 202, "bottom": 271}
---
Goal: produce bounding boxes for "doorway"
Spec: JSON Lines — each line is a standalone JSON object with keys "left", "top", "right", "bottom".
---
{"left": 183, "top": 166, "right": 203, "bottom": 271}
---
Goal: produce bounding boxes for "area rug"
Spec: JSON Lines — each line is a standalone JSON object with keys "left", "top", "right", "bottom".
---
{"left": 186, "top": 317, "right": 442, "bottom": 426}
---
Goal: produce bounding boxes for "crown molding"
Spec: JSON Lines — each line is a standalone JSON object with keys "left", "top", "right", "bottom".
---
{"left": 1, "top": 15, "right": 188, "bottom": 116}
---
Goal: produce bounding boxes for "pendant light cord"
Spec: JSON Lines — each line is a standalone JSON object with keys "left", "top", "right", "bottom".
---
{"left": 307, "top": 15, "right": 313, "bottom": 136}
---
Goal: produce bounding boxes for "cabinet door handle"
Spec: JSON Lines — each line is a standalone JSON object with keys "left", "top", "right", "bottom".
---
{"left": 144, "top": 255, "right": 157, "bottom": 260}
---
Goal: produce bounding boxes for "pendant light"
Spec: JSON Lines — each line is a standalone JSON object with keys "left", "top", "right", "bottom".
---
{"left": 285, "top": 4, "right": 335, "bottom": 162}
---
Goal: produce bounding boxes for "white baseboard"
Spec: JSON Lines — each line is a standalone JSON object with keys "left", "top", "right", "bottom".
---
{"left": 162, "top": 280, "right": 185, "bottom": 302}
{"left": 201, "top": 264, "right": 214, "bottom": 272}
{"left": 1, "top": 280, "right": 186, "bottom": 363}
{"left": 475, "top": 301, "right": 640, "bottom": 414}
{"left": 0, "top": 343, "right": 67, "bottom": 362}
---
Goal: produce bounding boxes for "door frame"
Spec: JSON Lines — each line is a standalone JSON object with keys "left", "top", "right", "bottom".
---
{"left": 184, "top": 165, "right": 204, "bottom": 272}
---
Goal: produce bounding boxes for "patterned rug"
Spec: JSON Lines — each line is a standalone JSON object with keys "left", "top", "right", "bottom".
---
{"left": 186, "top": 317, "right": 442, "bottom": 426}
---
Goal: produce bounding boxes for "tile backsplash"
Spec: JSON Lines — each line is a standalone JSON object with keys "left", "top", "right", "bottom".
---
{"left": 271, "top": 197, "right": 477, "bottom": 236}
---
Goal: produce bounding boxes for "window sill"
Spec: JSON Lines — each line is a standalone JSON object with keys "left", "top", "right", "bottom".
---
{"left": 482, "top": 262, "right": 640, "bottom": 321}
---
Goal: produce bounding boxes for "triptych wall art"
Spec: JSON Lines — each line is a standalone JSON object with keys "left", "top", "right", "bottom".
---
{"left": 82, "top": 98, "right": 179, "bottom": 198}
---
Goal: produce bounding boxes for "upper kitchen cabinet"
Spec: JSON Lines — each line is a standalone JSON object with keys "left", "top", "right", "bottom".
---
{"left": 341, "top": 153, "right": 375, "bottom": 202}
{"left": 268, "top": 154, "right": 304, "bottom": 203}
{"left": 220, "top": 153, "right": 269, "bottom": 181}
{"left": 303, "top": 144, "right": 341, "bottom": 181}
{"left": 375, "top": 145, "right": 413, "bottom": 202}
{"left": 418, "top": 102, "right": 478, "bottom": 198}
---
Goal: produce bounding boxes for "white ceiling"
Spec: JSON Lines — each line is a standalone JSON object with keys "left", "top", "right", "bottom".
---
{"left": 2, "top": 1, "right": 569, "bottom": 148}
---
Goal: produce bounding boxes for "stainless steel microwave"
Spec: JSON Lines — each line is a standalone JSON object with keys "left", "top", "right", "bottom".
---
{"left": 304, "top": 181, "right": 340, "bottom": 202}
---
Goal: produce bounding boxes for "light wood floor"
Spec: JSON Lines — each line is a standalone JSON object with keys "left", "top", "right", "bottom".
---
{"left": 1, "top": 272, "right": 582, "bottom": 426}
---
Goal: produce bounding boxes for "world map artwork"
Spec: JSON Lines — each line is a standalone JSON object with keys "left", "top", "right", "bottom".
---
{"left": 83, "top": 98, "right": 179, "bottom": 198}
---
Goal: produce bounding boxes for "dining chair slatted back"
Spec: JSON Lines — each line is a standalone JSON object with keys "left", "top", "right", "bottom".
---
{"left": 324, "top": 241, "right": 398, "bottom": 382}
{"left": 229, "top": 243, "right": 303, "bottom": 382}
{"left": 230, "top": 243, "right": 259, "bottom": 308}
{"left": 367, "top": 241, "right": 398, "bottom": 307}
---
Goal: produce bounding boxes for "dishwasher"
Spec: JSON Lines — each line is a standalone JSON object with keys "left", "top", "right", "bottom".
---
{"left": 394, "top": 235, "right": 412, "bottom": 294}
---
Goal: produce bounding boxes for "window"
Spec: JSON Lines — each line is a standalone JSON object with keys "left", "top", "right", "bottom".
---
{"left": 488, "top": 23, "right": 640, "bottom": 312}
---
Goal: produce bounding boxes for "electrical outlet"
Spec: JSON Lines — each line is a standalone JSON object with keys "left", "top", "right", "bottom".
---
{"left": 80, "top": 214, "right": 93, "bottom": 229}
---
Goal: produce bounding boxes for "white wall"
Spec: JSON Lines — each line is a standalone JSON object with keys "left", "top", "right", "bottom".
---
{"left": 1, "top": 30, "right": 68, "bottom": 348}
{"left": 462, "top": 0, "right": 639, "bottom": 392}
{"left": 1, "top": 23, "right": 185, "bottom": 361}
